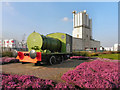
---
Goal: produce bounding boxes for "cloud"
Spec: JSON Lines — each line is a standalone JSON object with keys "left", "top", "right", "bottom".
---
{"left": 62, "top": 17, "right": 72, "bottom": 22}
{"left": 63, "top": 17, "right": 69, "bottom": 21}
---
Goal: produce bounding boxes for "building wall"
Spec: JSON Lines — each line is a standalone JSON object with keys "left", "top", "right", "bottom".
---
{"left": 72, "top": 37, "right": 83, "bottom": 51}
{"left": 9, "top": 39, "right": 18, "bottom": 48}
{"left": 90, "top": 40, "right": 100, "bottom": 50}
{"left": 4, "top": 40, "right": 9, "bottom": 47}
{"left": 113, "top": 44, "right": 120, "bottom": 51}
{"left": 72, "top": 27, "right": 82, "bottom": 38}
{"left": 82, "top": 27, "right": 91, "bottom": 49}
{"left": 0, "top": 39, "right": 18, "bottom": 48}
{"left": 66, "top": 34, "right": 72, "bottom": 53}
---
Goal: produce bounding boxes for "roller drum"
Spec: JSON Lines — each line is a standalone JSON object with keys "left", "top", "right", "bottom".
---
{"left": 27, "top": 32, "right": 61, "bottom": 52}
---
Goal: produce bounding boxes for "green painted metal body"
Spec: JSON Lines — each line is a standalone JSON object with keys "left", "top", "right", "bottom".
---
{"left": 27, "top": 32, "right": 72, "bottom": 53}
{"left": 27, "top": 32, "right": 61, "bottom": 52}
{"left": 46, "top": 33, "right": 66, "bottom": 53}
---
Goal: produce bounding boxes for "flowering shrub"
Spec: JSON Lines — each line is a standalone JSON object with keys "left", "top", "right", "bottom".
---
{"left": 55, "top": 82, "right": 75, "bottom": 89}
{"left": 0, "top": 57, "right": 19, "bottom": 65}
{"left": 61, "top": 60, "right": 120, "bottom": 88}
{"left": 2, "top": 73, "right": 55, "bottom": 89}
{"left": 91, "top": 53, "right": 99, "bottom": 56}
{"left": 89, "top": 58, "right": 120, "bottom": 63}
{"left": 2, "top": 51, "right": 13, "bottom": 57}
{"left": 70, "top": 56, "right": 90, "bottom": 60}
{"left": 1, "top": 73, "right": 75, "bottom": 89}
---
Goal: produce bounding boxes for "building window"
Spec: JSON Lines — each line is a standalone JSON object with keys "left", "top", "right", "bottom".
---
{"left": 77, "top": 34, "right": 79, "bottom": 38}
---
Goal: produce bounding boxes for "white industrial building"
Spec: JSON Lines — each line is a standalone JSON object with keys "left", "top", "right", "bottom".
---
{"left": 0, "top": 39, "right": 28, "bottom": 52}
{"left": 72, "top": 10, "right": 100, "bottom": 51}
{"left": 103, "top": 44, "right": 120, "bottom": 51}
{"left": 113, "top": 44, "right": 120, "bottom": 51}
{"left": 0, "top": 39, "right": 18, "bottom": 48}
{"left": 104, "top": 47, "right": 113, "bottom": 51}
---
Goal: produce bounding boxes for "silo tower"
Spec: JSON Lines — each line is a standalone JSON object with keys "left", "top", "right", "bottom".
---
{"left": 72, "top": 10, "right": 92, "bottom": 49}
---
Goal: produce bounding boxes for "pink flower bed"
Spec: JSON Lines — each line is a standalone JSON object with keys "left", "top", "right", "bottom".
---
{"left": 55, "top": 82, "right": 75, "bottom": 89}
{"left": 70, "top": 56, "right": 90, "bottom": 60}
{"left": 93, "top": 58, "right": 120, "bottom": 63}
{"left": 0, "top": 57, "right": 19, "bottom": 64}
{"left": 1, "top": 73, "right": 75, "bottom": 89}
{"left": 61, "top": 60, "right": 120, "bottom": 88}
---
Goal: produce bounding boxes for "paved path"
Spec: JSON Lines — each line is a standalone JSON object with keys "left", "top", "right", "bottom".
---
{"left": 2, "top": 59, "right": 89, "bottom": 82}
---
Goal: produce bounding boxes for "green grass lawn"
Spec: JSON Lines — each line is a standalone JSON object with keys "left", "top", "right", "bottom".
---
{"left": 92, "top": 54, "right": 120, "bottom": 60}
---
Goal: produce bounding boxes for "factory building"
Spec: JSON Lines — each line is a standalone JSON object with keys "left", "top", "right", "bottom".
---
{"left": 113, "top": 44, "right": 120, "bottom": 51}
{"left": 104, "top": 47, "right": 113, "bottom": 51}
{"left": 72, "top": 10, "right": 100, "bottom": 51}
{"left": 101, "top": 44, "right": 120, "bottom": 51}
{"left": 0, "top": 39, "right": 18, "bottom": 48}
{"left": 0, "top": 39, "right": 28, "bottom": 49}
{"left": 0, "top": 39, "right": 28, "bottom": 52}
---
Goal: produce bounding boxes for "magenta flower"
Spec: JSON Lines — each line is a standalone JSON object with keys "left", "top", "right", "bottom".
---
{"left": 61, "top": 60, "right": 120, "bottom": 88}
{"left": 0, "top": 57, "right": 19, "bottom": 64}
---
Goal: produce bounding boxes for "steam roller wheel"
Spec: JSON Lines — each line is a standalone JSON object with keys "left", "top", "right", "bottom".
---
{"left": 61, "top": 56, "right": 64, "bottom": 61}
{"left": 56, "top": 56, "right": 63, "bottom": 64}
{"left": 49, "top": 56, "right": 56, "bottom": 65}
